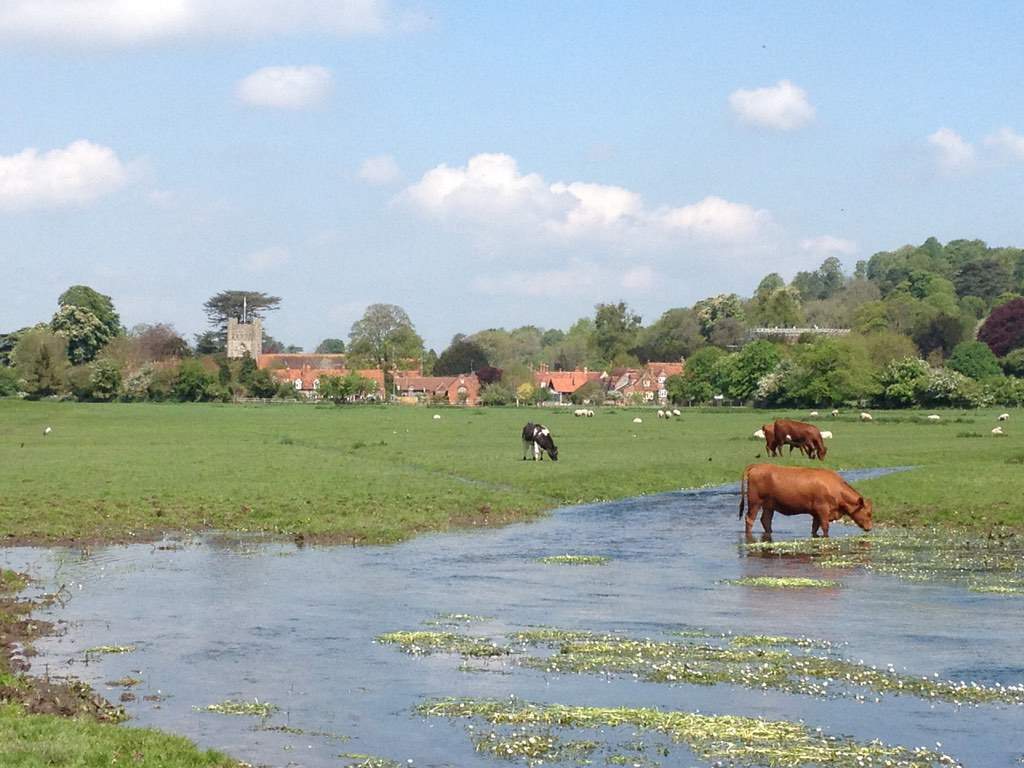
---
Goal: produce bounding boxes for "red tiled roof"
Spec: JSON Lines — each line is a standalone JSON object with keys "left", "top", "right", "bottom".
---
{"left": 535, "top": 370, "right": 603, "bottom": 394}
{"left": 269, "top": 365, "right": 384, "bottom": 393}
{"left": 259, "top": 353, "right": 347, "bottom": 370}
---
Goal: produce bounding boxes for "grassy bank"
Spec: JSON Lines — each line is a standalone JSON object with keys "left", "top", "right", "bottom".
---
{"left": 0, "top": 399, "right": 1021, "bottom": 544}
{"left": 0, "top": 568, "right": 238, "bottom": 767}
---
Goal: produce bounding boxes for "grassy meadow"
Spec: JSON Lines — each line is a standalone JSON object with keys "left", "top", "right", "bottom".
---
{"left": 1, "top": 399, "right": 1021, "bottom": 544}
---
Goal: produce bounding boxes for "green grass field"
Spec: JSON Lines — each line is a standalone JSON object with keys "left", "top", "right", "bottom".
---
{"left": 1, "top": 399, "right": 1021, "bottom": 544}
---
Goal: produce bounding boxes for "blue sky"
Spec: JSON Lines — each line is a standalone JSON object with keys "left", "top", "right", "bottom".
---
{"left": 2, "top": 1, "right": 1023, "bottom": 351}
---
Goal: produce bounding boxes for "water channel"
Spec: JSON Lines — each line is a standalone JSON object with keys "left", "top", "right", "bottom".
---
{"left": 4, "top": 469, "right": 1021, "bottom": 767}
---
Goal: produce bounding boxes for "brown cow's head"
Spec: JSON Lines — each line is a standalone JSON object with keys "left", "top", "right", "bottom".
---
{"left": 817, "top": 442, "right": 828, "bottom": 460}
{"left": 849, "top": 496, "right": 873, "bottom": 531}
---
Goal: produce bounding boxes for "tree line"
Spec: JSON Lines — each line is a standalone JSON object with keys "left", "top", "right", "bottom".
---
{"left": 3, "top": 236, "right": 1024, "bottom": 406}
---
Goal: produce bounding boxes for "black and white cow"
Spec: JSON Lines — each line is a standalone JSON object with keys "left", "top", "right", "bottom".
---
{"left": 522, "top": 422, "right": 558, "bottom": 461}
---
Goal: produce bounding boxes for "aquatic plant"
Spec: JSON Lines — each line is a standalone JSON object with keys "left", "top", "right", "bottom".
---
{"left": 724, "top": 576, "right": 842, "bottom": 589}
{"left": 339, "top": 755, "right": 404, "bottom": 768}
{"left": 84, "top": 644, "right": 136, "bottom": 655}
{"left": 418, "top": 698, "right": 960, "bottom": 767}
{"left": 195, "top": 698, "right": 278, "bottom": 717}
{"left": 537, "top": 554, "right": 610, "bottom": 565}
{"left": 423, "top": 613, "right": 493, "bottom": 626}
{"left": 376, "top": 630, "right": 509, "bottom": 657}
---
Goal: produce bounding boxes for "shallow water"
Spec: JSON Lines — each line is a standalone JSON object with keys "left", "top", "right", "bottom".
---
{"left": 4, "top": 469, "right": 1022, "bottom": 767}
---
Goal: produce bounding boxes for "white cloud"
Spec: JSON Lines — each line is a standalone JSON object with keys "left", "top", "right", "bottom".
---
{"left": 985, "top": 127, "right": 1024, "bottom": 161}
{"left": 243, "top": 245, "right": 290, "bottom": 272}
{"left": 0, "top": 139, "right": 128, "bottom": 211}
{"left": 358, "top": 154, "right": 401, "bottom": 185}
{"left": 472, "top": 260, "right": 661, "bottom": 299}
{"left": 729, "top": 80, "right": 815, "bottom": 131}
{"left": 236, "top": 66, "right": 332, "bottom": 109}
{"left": 402, "top": 153, "right": 771, "bottom": 244}
{"left": 928, "top": 128, "right": 975, "bottom": 170}
{"left": 800, "top": 235, "right": 857, "bottom": 257}
{"left": 0, "top": 0, "right": 388, "bottom": 46}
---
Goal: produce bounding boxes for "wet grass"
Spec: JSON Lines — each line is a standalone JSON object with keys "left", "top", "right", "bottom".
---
{"left": 1, "top": 401, "right": 1022, "bottom": 545}
{"left": 375, "top": 621, "right": 1024, "bottom": 707}
{"left": 537, "top": 554, "right": 610, "bottom": 565}
{"left": 418, "top": 698, "right": 959, "bottom": 767}
{"left": 195, "top": 698, "right": 278, "bottom": 717}
{"left": 746, "top": 529, "right": 1024, "bottom": 594}
{"left": 724, "top": 576, "right": 842, "bottom": 589}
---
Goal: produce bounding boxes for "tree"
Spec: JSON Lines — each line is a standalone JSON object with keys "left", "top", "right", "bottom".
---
{"left": 593, "top": 302, "right": 641, "bottom": 364}
{"left": 912, "top": 311, "right": 971, "bottom": 358}
{"left": 51, "top": 305, "right": 114, "bottom": 364}
{"left": 479, "top": 381, "right": 515, "bottom": 406}
{"left": 315, "top": 338, "right": 346, "bottom": 354}
{"left": 0, "top": 328, "right": 29, "bottom": 367}
{"left": 778, "top": 338, "right": 876, "bottom": 406}
{"left": 0, "top": 366, "right": 17, "bottom": 396}
{"left": 348, "top": 303, "right": 424, "bottom": 370}
{"left": 947, "top": 341, "right": 1002, "bottom": 380}
{"left": 954, "top": 259, "right": 1012, "bottom": 301}
{"left": 320, "top": 372, "right": 378, "bottom": 403}
{"left": 631, "top": 308, "right": 703, "bottom": 362}
{"left": 247, "top": 368, "right": 279, "bottom": 398}
{"left": 434, "top": 337, "right": 490, "bottom": 375}
{"left": 58, "top": 285, "right": 121, "bottom": 339}
{"left": 760, "top": 287, "right": 804, "bottom": 327}
{"left": 172, "top": 360, "right": 220, "bottom": 402}
{"left": 570, "top": 380, "right": 606, "bottom": 405}
{"left": 877, "top": 357, "right": 930, "bottom": 407}
{"left": 1001, "top": 348, "right": 1024, "bottom": 377}
{"left": 202, "top": 290, "right": 281, "bottom": 350}
{"left": 87, "top": 358, "right": 123, "bottom": 401}
{"left": 193, "top": 331, "right": 221, "bottom": 355}
{"left": 693, "top": 294, "right": 745, "bottom": 338}
{"left": 978, "top": 298, "right": 1024, "bottom": 357}
{"left": 130, "top": 323, "right": 189, "bottom": 361}
{"left": 718, "top": 340, "right": 781, "bottom": 401}
{"left": 667, "top": 346, "right": 724, "bottom": 404}
{"left": 14, "top": 327, "right": 69, "bottom": 397}
{"left": 709, "top": 317, "right": 746, "bottom": 348}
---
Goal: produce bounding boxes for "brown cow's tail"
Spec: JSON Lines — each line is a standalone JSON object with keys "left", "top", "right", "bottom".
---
{"left": 738, "top": 466, "right": 748, "bottom": 519}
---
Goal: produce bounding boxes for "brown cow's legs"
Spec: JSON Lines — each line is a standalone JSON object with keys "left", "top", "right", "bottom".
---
{"left": 760, "top": 507, "right": 774, "bottom": 534}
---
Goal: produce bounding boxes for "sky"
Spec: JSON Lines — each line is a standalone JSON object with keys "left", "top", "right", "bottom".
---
{"left": 2, "top": 1, "right": 1023, "bottom": 352}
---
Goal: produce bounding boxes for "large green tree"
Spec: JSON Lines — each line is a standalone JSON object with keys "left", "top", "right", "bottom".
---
{"left": 348, "top": 303, "right": 424, "bottom": 369}
{"left": 51, "top": 304, "right": 115, "bottom": 364}
{"left": 631, "top": 308, "right": 702, "bottom": 362}
{"left": 58, "top": 285, "right": 121, "bottom": 338}
{"left": 593, "top": 302, "right": 641, "bottom": 365}
{"left": 947, "top": 341, "right": 1002, "bottom": 380}
{"left": 315, "top": 338, "right": 346, "bottom": 354}
{"left": 434, "top": 337, "right": 490, "bottom": 375}
{"left": 14, "top": 327, "right": 69, "bottom": 397}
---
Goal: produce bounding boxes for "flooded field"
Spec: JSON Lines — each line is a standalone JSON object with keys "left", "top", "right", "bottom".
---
{"left": 3, "top": 470, "right": 1022, "bottom": 767}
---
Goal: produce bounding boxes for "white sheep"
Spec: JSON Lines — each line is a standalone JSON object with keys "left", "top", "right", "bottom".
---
{"left": 998, "top": 413, "right": 1010, "bottom": 421}
{"left": 753, "top": 428, "right": 766, "bottom": 439}
{"left": 663, "top": 410, "right": 673, "bottom": 418}
{"left": 672, "top": 408, "right": 681, "bottom": 416}
{"left": 433, "top": 414, "right": 441, "bottom": 420}
{"left": 632, "top": 417, "right": 643, "bottom": 424}
{"left": 657, "top": 410, "right": 665, "bottom": 418}
{"left": 860, "top": 412, "right": 873, "bottom": 421}
{"left": 992, "top": 426, "right": 1005, "bottom": 435}
{"left": 820, "top": 430, "right": 833, "bottom": 439}
{"left": 586, "top": 409, "right": 594, "bottom": 417}
{"left": 574, "top": 409, "right": 585, "bottom": 417}
{"left": 831, "top": 409, "right": 840, "bottom": 417}
{"left": 927, "top": 414, "right": 941, "bottom": 422}
{"left": 809, "top": 410, "right": 819, "bottom": 417}
{"left": 43, "top": 426, "right": 52, "bottom": 436}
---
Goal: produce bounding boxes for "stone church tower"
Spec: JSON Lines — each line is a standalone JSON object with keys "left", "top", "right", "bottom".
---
{"left": 226, "top": 317, "right": 262, "bottom": 359}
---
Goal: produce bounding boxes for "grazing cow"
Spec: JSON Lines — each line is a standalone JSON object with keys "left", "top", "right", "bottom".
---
{"left": 739, "top": 463, "right": 873, "bottom": 537}
{"left": 522, "top": 422, "right": 558, "bottom": 461}
{"left": 761, "top": 423, "right": 782, "bottom": 457}
{"left": 773, "top": 418, "right": 827, "bottom": 460}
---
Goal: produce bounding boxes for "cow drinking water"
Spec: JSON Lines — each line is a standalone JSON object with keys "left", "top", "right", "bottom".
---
{"left": 522, "top": 423, "right": 558, "bottom": 461}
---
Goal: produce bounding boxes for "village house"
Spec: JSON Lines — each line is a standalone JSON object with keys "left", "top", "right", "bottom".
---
{"left": 533, "top": 364, "right": 605, "bottom": 403}
{"left": 257, "top": 353, "right": 385, "bottom": 399}
{"left": 393, "top": 373, "right": 481, "bottom": 405}
{"left": 607, "top": 362, "right": 685, "bottom": 405}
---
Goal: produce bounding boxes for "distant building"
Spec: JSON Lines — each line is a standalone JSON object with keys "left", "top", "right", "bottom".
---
{"left": 258, "top": 353, "right": 384, "bottom": 399}
{"left": 748, "top": 327, "right": 850, "bottom": 344}
{"left": 393, "top": 373, "right": 481, "bottom": 405}
{"left": 533, "top": 364, "right": 605, "bottom": 403}
{"left": 226, "top": 317, "right": 262, "bottom": 359}
{"left": 607, "top": 362, "right": 685, "bottom": 404}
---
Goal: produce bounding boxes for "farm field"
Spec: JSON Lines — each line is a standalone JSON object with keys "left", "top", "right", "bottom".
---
{"left": 1, "top": 399, "right": 1021, "bottom": 545}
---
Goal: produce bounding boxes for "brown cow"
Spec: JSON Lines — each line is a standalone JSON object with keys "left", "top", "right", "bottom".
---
{"left": 762, "top": 423, "right": 782, "bottom": 457}
{"left": 773, "top": 418, "right": 827, "bottom": 461}
{"left": 739, "top": 463, "right": 872, "bottom": 537}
